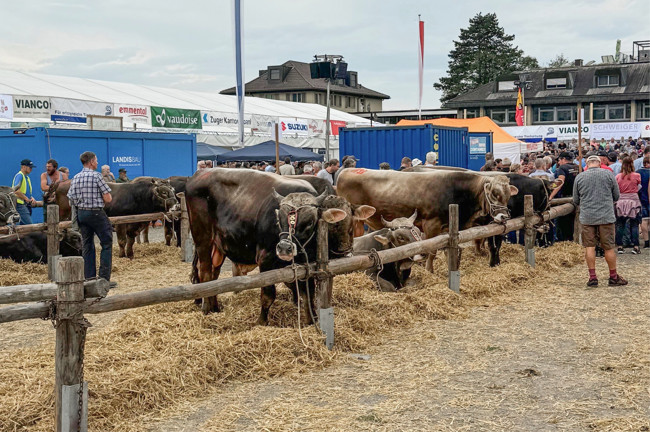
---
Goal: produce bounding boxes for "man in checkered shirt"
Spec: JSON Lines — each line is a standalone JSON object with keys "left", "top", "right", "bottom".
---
{"left": 67, "top": 151, "right": 113, "bottom": 281}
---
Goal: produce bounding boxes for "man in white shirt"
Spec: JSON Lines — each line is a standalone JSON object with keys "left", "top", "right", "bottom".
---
{"left": 316, "top": 159, "right": 339, "bottom": 185}
{"left": 279, "top": 157, "right": 295, "bottom": 175}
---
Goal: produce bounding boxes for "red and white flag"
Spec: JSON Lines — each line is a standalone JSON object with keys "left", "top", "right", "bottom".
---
{"left": 515, "top": 88, "right": 524, "bottom": 126}
{"left": 418, "top": 17, "right": 424, "bottom": 120}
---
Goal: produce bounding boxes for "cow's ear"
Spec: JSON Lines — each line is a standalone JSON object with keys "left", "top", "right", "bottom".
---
{"left": 322, "top": 208, "right": 347, "bottom": 224}
{"left": 353, "top": 204, "right": 375, "bottom": 220}
{"left": 151, "top": 178, "right": 157, "bottom": 184}
{"left": 374, "top": 234, "right": 390, "bottom": 246}
{"left": 509, "top": 185, "right": 519, "bottom": 196}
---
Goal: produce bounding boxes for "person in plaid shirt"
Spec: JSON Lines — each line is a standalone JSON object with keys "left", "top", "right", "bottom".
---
{"left": 67, "top": 151, "right": 113, "bottom": 281}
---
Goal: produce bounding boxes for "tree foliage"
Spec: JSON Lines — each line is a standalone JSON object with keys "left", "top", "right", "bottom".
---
{"left": 547, "top": 53, "right": 570, "bottom": 68}
{"left": 434, "top": 13, "right": 539, "bottom": 104}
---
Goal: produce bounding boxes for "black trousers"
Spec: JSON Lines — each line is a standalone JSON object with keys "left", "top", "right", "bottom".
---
{"left": 77, "top": 209, "right": 113, "bottom": 281}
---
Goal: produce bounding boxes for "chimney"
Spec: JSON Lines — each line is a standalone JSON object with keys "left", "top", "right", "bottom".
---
{"left": 574, "top": 59, "right": 584, "bottom": 67}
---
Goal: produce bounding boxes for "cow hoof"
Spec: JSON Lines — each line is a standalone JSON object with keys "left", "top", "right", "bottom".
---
{"left": 193, "top": 298, "right": 202, "bottom": 308}
{"left": 257, "top": 317, "right": 269, "bottom": 326}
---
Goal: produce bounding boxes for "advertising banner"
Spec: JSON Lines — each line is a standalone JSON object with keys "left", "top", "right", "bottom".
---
{"left": 151, "top": 106, "right": 201, "bottom": 129}
{"left": 109, "top": 139, "right": 143, "bottom": 178}
{"left": 51, "top": 98, "right": 114, "bottom": 123}
{"left": 330, "top": 120, "right": 347, "bottom": 136}
{"left": 0, "top": 94, "right": 14, "bottom": 120}
{"left": 251, "top": 114, "right": 276, "bottom": 133}
{"left": 13, "top": 96, "right": 51, "bottom": 118}
{"left": 308, "top": 119, "right": 326, "bottom": 137}
{"left": 589, "top": 122, "right": 641, "bottom": 140}
{"left": 201, "top": 110, "right": 252, "bottom": 131}
{"left": 114, "top": 104, "right": 151, "bottom": 127}
{"left": 469, "top": 136, "right": 487, "bottom": 154}
{"left": 279, "top": 117, "right": 309, "bottom": 137}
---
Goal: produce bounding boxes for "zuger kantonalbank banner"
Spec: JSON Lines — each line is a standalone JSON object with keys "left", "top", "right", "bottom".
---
{"left": 151, "top": 106, "right": 201, "bottom": 129}
{"left": 13, "top": 96, "right": 51, "bottom": 118}
{"left": 201, "top": 110, "right": 252, "bottom": 131}
{"left": 51, "top": 98, "right": 114, "bottom": 123}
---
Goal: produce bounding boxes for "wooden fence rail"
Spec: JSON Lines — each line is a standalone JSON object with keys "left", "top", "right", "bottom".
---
{"left": 0, "top": 201, "right": 576, "bottom": 324}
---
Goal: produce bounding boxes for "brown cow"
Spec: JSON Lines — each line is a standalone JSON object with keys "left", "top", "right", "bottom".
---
{"left": 336, "top": 168, "right": 518, "bottom": 272}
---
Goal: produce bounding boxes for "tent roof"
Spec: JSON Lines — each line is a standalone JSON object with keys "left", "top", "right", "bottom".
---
{"left": 397, "top": 117, "right": 524, "bottom": 145}
{"left": 216, "top": 140, "right": 324, "bottom": 162}
{"left": 197, "top": 143, "right": 230, "bottom": 159}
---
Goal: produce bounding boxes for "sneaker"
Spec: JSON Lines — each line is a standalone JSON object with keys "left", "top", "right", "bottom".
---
{"left": 630, "top": 247, "right": 640, "bottom": 255}
{"left": 608, "top": 275, "right": 628, "bottom": 286}
{"left": 644, "top": 241, "right": 650, "bottom": 249}
{"left": 587, "top": 278, "right": 598, "bottom": 287}
{"left": 617, "top": 247, "right": 624, "bottom": 254}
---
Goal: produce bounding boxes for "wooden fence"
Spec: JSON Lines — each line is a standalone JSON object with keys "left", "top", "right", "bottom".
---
{"left": 0, "top": 196, "right": 576, "bottom": 431}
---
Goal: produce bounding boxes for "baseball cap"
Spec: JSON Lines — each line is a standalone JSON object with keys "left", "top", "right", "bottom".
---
{"left": 20, "top": 159, "right": 36, "bottom": 168}
{"left": 586, "top": 155, "right": 601, "bottom": 164}
{"left": 597, "top": 150, "right": 608, "bottom": 157}
{"left": 342, "top": 155, "right": 359, "bottom": 163}
{"left": 118, "top": 168, "right": 127, "bottom": 173}
{"left": 558, "top": 151, "right": 574, "bottom": 160}
{"left": 607, "top": 151, "right": 618, "bottom": 163}
{"left": 412, "top": 158, "right": 423, "bottom": 166}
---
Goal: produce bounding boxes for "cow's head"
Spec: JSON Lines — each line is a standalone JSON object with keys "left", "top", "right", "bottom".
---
{"left": 273, "top": 190, "right": 348, "bottom": 262}
{"left": 42, "top": 181, "right": 60, "bottom": 204}
{"left": 376, "top": 211, "right": 425, "bottom": 266}
{"left": 58, "top": 228, "right": 83, "bottom": 257}
{"left": 150, "top": 178, "right": 179, "bottom": 211}
{"left": 0, "top": 187, "right": 20, "bottom": 226}
{"left": 321, "top": 195, "right": 375, "bottom": 257}
{"left": 483, "top": 176, "right": 518, "bottom": 221}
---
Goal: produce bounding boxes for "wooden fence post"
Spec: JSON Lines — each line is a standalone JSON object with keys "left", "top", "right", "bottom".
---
{"left": 47, "top": 205, "right": 60, "bottom": 281}
{"left": 316, "top": 219, "right": 334, "bottom": 350}
{"left": 179, "top": 194, "right": 193, "bottom": 263}
{"left": 447, "top": 204, "right": 460, "bottom": 293}
{"left": 55, "top": 257, "right": 88, "bottom": 432}
{"left": 524, "top": 195, "right": 535, "bottom": 267}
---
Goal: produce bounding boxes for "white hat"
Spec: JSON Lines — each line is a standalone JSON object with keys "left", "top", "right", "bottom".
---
{"left": 412, "top": 158, "right": 423, "bottom": 166}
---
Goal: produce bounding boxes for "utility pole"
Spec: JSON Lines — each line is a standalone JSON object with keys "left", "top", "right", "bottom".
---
{"left": 313, "top": 54, "right": 345, "bottom": 162}
{"left": 325, "top": 78, "right": 331, "bottom": 161}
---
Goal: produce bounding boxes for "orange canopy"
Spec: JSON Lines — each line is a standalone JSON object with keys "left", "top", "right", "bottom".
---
{"left": 396, "top": 116, "right": 523, "bottom": 145}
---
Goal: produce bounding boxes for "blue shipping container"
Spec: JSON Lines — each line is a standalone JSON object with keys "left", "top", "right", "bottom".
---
{"left": 339, "top": 124, "right": 478, "bottom": 171}
{"left": 0, "top": 128, "right": 197, "bottom": 223}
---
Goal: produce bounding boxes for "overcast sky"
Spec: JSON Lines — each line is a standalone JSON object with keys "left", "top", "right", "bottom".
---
{"left": 1, "top": 0, "right": 647, "bottom": 110}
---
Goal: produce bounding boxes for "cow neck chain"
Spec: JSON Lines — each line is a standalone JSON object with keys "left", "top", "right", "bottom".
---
{"left": 276, "top": 206, "right": 318, "bottom": 259}
{"left": 0, "top": 191, "right": 19, "bottom": 223}
{"left": 483, "top": 182, "right": 510, "bottom": 219}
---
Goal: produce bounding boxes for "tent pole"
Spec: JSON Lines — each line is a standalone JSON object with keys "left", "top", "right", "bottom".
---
{"left": 275, "top": 123, "right": 280, "bottom": 174}
{"left": 325, "top": 79, "right": 331, "bottom": 161}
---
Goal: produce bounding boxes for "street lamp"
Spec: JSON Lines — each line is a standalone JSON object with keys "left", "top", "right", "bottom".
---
{"left": 311, "top": 54, "right": 346, "bottom": 160}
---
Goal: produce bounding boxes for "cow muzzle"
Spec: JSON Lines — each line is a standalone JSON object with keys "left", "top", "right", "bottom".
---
{"left": 493, "top": 213, "right": 509, "bottom": 223}
{"left": 276, "top": 239, "right": 297, "bottom": 261}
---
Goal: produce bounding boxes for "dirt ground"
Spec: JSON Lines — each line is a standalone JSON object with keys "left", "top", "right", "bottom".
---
{"left": 141, "top": 247, "right": 649, "bottom": 432}
{"left": 0, "top": 230, "right": 648, "bottom": 432}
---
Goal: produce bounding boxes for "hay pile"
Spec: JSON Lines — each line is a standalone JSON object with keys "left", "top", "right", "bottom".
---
{"left": 0, "top": 241, "right": 585, "bottom": 431}
{"left": 0, "top": 259, "right": 49, "bottom": 286}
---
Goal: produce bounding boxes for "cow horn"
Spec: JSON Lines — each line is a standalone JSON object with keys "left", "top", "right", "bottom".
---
{"left": 408, "top": 209, "right": 418, "bottom": 224}
{"left": 315, "top": 190, "right": 328, "bottom": 205}
{"left": 381, "top": 215, "right": 398, "bottom": 228}
{"left": 272, "top": 188, "right": 285, "bottom": 203}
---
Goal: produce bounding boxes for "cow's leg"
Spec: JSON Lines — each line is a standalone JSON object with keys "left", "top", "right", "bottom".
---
{"left": 487, "top": 235, "right": 503, "bottom": 267}
{"left": 125, "top": 223, "right": 144, "bottom": 259}
{"left": 164, "top": 223, "right": 173, "bottom": 246}
{"left": 258, "top": 262, "right": 278, "bottom": 325}
{"left": 175, "top": 220, "right": 182, "bottom": 248}
{"left": 376, "top": 276, "right": 397, "bottom": 292}
{"left": 116, "top": 225, "right": 127, "bottom": 258}
{"left": 474, "top": 238, "right": 488, "bottom": 256}
{"left": 422, "top": 219, "right": 442, "bottom": 273}
{"left": 201, "top": 245, "right": 224, "bottom": 314}
{"left": 142, "top": 224, "right": 150, "bottom": 244}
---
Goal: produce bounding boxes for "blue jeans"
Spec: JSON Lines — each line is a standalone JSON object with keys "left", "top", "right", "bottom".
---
{"left": 615, "top": 216, "right": 640, "bottom": 247}
{"left": 77, "top": 209, "right": 113, "bottom": 281}
{"left": 16, "top": 203, "right": 32, "bottom": 225}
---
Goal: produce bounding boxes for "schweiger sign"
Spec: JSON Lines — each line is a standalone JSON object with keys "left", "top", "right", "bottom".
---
{"left": 151, "top": 106, "right": 202, "bottom": 129}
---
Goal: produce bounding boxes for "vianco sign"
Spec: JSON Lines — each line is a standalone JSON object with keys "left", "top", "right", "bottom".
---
{"left": 13, "top": 96, "right": 51, "bottom": 118}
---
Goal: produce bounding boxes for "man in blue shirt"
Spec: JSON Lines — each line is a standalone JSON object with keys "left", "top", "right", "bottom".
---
{"left": 638, "top": 155, "right": 650, "bottom": 249}
{"left": 12, "top": 159, "right": 39, "bottom": 225}
{"left": 68, "top": 151, "right": 113, "bottom": 281}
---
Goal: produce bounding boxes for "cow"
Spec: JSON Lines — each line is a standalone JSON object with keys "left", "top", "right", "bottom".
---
{"left": 163, "top": 176, "right": 188, "bottom": 247}
{"left": 185, "top": 168, "right": 367, "bottom": 325}
{"left": 46, "top": 177, "right": 178, "bottom": 258}
{"left": 0, "top": 186, "right": 20, "bottom": 226}
{"left": 0, "top": 229, "right": 82, "bottom": 263}
{"left": 476, "top": 173, "right": 560, "bottom": 266}
{"left": 336, "top": 168, "right": 518, "bottom": 272}
{"left": 353, "top": 211, "right": 424, "bottom": 292}
{"left": 293, "top": 175, "right": 335, "bottom": 196}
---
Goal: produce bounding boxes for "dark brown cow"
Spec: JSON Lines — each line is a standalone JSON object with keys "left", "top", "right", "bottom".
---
{"left": 0, "top": 186, "right": 20, "bottom": 226}
{"left": 185, "top": 168, "right": 364, "bottom": 325}
{"left": 337, "top": 168, "right": 518, "bottom": 272}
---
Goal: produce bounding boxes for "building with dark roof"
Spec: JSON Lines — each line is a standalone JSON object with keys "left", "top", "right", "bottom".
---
{"left": 444, "top": 56, "right": 650, "bottom": 127}
{"left": 220, "top": 60, "right": 390, "bottom": 113}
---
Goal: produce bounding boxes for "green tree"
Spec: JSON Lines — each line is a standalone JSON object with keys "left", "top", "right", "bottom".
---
{"left": 547, "top": 53, "right": 570, "bottom": 68}
{"left": 434, "top": 13, "right": 539, "bottom": 104}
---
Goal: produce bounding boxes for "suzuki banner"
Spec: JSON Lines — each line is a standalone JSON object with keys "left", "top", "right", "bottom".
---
{"left": 13, "top": 96, "right": 51, "bottom": 118}
{"left": 201, "top": 110, "right": 252, "bottom": 131}
{"left": 0, "top": 94, "right": 14, "bottom": 120}
{"left": 114, "top": 104, "right": 151, "bottom": 127}
{"left": 279, "top": 117, "right": 309, "bottom": 137}
{"left": 150, "top": 106, "right": 201, "bottom": 130}
{"left": 51, "top": 98, "right": 114, "bottom": 123}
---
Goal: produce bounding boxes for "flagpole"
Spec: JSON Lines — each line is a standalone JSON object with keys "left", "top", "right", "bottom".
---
{"left": 233, "top": 0, "right": 245, "bottom": 147}
{"left": 417, "top": 14, "right": 424, "bottom": 121}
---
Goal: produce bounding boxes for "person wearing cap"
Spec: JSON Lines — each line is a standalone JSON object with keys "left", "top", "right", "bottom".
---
{"left": 595, "top": 150, "right": 613, "bottom": 171}
{"left": 67, "top": 151, "right": 113, "bottom": 281}
{"left": 115, "top": 168, "right": 130, "bottom": 183}
{"left": 12, "top": 159, "right": 40, "bottom": 225}
{"left": 335, "top": 156, "right": 357, "bottom": 184}
{"left": 550, "top": 151, "right": 580, "bottom": 241}
{"left": 573, "top": 155, "right": 627, "bottom": 287}
{"left": 412, "top": 158, "right": 423, "bottom": 167}
{"left": 500, "top": 157, "right": 512, "bottom": 173}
